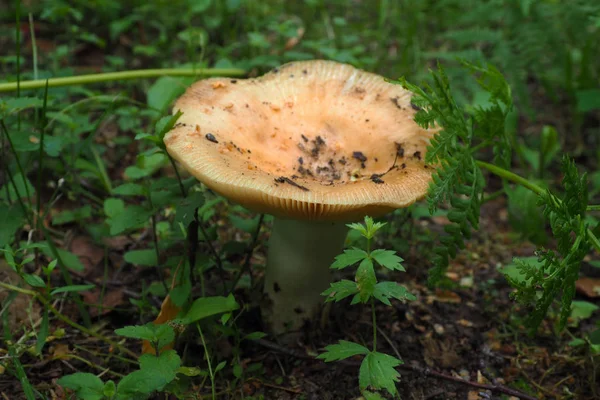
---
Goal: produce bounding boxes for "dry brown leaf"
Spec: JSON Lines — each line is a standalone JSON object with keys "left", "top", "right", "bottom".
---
{"left": 0, "top": 261, "right": 40, "bottom": 333}
{"left": 69, "top": 236, "right": 104, "bottom": 278}
{"left": 50, "top": 343, "right": 70, "bottom": 359}
{"left": 141, "top": 262, "right": 184, "bottom": 354}
{"left": 575, "top": 277, "right": 600, "bottom": 298}
{"left": 81, "top": 288, "right": 125, "bottom": 317}
{"left": 427, "top": 289, "right": 462, "bottom": 304}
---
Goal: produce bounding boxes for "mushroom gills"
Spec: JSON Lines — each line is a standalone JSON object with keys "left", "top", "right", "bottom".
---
{"left": 263, "top": 218, "right": 348, "bottom": 333}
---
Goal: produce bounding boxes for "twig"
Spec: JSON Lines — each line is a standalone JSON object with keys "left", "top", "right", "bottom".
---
{"left": 252, "top": 338, "right": 539, "bottom": 400}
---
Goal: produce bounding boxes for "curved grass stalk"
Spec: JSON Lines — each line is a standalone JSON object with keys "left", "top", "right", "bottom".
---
{"left": 0, "top": 67, "right": 246, "bottom": 93}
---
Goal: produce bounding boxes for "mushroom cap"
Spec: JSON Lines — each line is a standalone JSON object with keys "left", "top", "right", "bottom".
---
{"left": 164, "top": 60, "right": 436, "bottom": 221}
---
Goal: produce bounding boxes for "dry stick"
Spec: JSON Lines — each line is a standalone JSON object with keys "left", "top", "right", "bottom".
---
{"left": 252, "top": 338, "right": 539, "bottom": 400}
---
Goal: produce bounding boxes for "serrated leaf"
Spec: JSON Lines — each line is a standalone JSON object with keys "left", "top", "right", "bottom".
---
{"left": 317, "top": 340, "right": 369, "bottom": 362}
{"left": 321, "top": 280, "right": 358, "bottom": 302}
{"left": 362, "top": 391, "right": 386, "bottom": 400}
{"left": 115, "top": 323, "right": 175, "bottom": 351}
{"left": 117, "top": 350, "right": 181, "bottom": 395}
{"left": 372, "top": 282, "right": 415, "bottom": 306}
{"left": 58, "top": 373, "right": 105, "bottom": 400}
{"left": 181, "top": 294, "right": 239, "bottom": 325}
{"left": 356, "top": 258, "right": 376, "bottom": 302}
{"left": 370, "top": 249, "right": 405, "bottom": 271}
{"left": 331, "top": 248, "right": 368, "bottom": 269}
{"left": 359, "top": 352, "right": 402, "bottom": 396}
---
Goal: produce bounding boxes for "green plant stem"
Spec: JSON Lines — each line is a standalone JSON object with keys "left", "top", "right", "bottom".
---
{"left": 0, "top": 68, "right": 246, "bottom": 93}
{"left": 0, "top": 281, "right": 138, "bottom": 359}
{"left": 371, "top": 298, "right": 377, "bottom": 352}
{"left": 587, "top": 205, "right": 600, "bottom": 212}
{"left": 476, "top": 160, "right": 544, "bottom": 196}
{"left": 476, "top": 160, "right": 600, "bottom": 253}
{"left": 197, "top": 324, "right": 216, "bottom": 400}
{"left": 168, "top": 155, "right": 187, "bottom": 197}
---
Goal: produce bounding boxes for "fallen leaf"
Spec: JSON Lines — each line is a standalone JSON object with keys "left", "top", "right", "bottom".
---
{"left": 575, "top": 277, "right": 600, "bottom": 298}
{"left": 81, "top": 288, "right": 125, "bottom": 317}
{"left": 427, "top": 289, "right": 462, "bottom": 304}
{"left": 142, "top": 262, "right": 184, "bottom": 354}
{"left": 69, "top": 236, "right": 104, "bottom": 278}
{"left": 50, "top": 343, "right": 70, "bottom": 359}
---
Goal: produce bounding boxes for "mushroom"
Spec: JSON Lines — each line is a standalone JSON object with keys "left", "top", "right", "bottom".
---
{"left": 164, "top": 60, "right": 436, "bottom": 333}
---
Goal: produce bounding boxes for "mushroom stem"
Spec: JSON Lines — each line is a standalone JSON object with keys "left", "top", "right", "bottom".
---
{"left": 263, "top": 218, "right": 348, "bottom": 334}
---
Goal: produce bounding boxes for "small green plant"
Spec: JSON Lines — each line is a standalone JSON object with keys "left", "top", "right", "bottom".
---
{"left": 319, "top": 216, "right": 415, "bottom": 399}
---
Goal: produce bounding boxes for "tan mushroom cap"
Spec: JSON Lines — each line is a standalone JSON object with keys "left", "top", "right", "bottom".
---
{"left": 164, "top": 60, "right": 436, "bottom": 221}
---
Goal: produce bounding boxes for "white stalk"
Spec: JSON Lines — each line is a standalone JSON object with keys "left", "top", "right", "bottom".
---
{"left": 263, "top": 218, "right": 348, "bottom": 334}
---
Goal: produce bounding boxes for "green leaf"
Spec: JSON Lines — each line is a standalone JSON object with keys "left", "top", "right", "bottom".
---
{"left": 362, "top": 391, "right": 386, "bottom": 400}
{"left": 104, "top": 198, "right": 125, "bottom": 218}
{"left": 181, "top": 294, "right": 239, "bottom": 325}
{"left": 569, "top": 301, "right": 599, "bottom": 327}
{"left": 370, "top": 249, "right": 405, "bottom": 271}
{"left": 51, "top": 284, "right": 95, "bottom": 295}
{"left": 156, "top": 110, "right": 184, "bottom": 142}
{"left": 356, "top": 258, "right": 376, "bottom": 302}
{"left": 41, "top": 247, "right": 85, "bottom": 272}
{"left": 243, "top": 331, "right": 267, "bottom": 341}
{"left": 0, "top": 97, "right": 43, "bottom": 117}
{"left": 23, "top": 274, "right": 45, "bottom": 288}
{"left": 576, "top": 89, "right": 600, "bottom": 113}
{"left": 124, "top": 249, "right": 158, "bottom": 267}
{"left": 0, "top": 203, "right": 24, "bottom": 247}
{"left": 0, "top": 172, "right": 35, "bottom": 201}
{"left": 175, "top": 192, "right": 205, "bottom": 228}
{"left": 317, "top": 340, "right": 369, "bottom": 362}
{"left": 113, "top": 183, "right": 146, "bottom": 196}
{"left": 106, "top": 204, "right": 153, "bottom": 235}
{"left": 52, "top": 205, "right": 92, "bottom": 226}
{"left": 359, "top": 352, "right": 402, "bottom": 396}
{"left": 214, "top": 360, "right": 227, "bottom": 374}
{"left": 125, "top": 153, "right": 167, "bottom": 180}
{"left": 147, "top": 77, "right": 187, "bottom": 113}
{"left": 372, "top": 282, "right": 415, "bottom": 306}
{"left": 58, "top": 372, "right": 105, "bottom": 400}
{"left": 115, "top": 323, "right": 175, "bottom": 351}
{"left": 321, "top": 280, "right": 359, "bottom": 302}
{"left": 35, "top": 309, "right": 49, "bottom": 354}
{"left": 117, "top": 350, "right": 181, "bottom": 395}
{"left": 330, "top": 248, "right": 368, "bottom": 269}
{"left": 103, "top": 380, "right": 116, "bottom": 397}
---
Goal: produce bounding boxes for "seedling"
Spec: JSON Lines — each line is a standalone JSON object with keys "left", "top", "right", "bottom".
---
{"left": 319, "top": 216, "right": 415, "bottom": 398}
